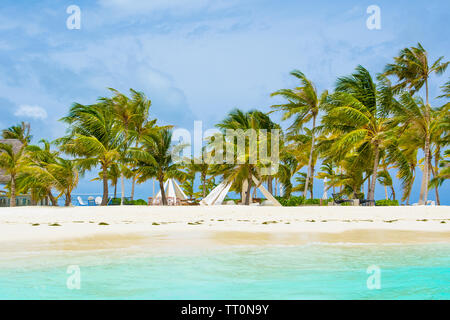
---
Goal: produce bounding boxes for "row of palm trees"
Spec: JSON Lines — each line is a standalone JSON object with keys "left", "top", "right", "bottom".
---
{"left": 0, "top": 43, "right": 448, "bottom": 207}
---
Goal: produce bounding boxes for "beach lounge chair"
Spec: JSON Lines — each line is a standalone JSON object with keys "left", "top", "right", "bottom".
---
{"left": 87, "top": 196, "right": 95, "bottom": 206}
{"left": 77, "top": 196, "right": 88, "bottom": 206}
{"left": 355, "top": 193, "right": 376, "bottom": 206}
{"left": 332, "top": 193, "right": 353, "bottom": 205}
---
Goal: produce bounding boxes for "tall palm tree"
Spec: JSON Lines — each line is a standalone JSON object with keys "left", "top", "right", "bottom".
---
{"left": 321, "top": 66, "right": 396, "bottom": 203}
{"left": 390, "top": 92, "right": 447, "bottom": 204}
{"left": 0, "top": 142, "right": 27, "bottom": 207}
{"left": 2, "top": 122, "right": 32, "bottom": 145}
{"left": 215, "top": 109, "right": 275, "bottom": 205}
{"left": 128, "top": 89, "right": 157, "bottom": 200}
{"left": 130, "top": 129, "right": 185, "bottom": 205}
{"left": 106, "top": 88, "right": 138, "bottom": 205}
{"left": 383, "top": 43, "right": 448, "bottom": 107}
{"left": 59, "top": 102, "right": 123, "bottom": 206}
{"left": 271, "top": 71, "right": 328, "bottom": 198}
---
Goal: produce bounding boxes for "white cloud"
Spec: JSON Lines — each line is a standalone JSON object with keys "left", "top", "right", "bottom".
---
{"left": 14, "top": 105, "right": 48, "bottom": 120}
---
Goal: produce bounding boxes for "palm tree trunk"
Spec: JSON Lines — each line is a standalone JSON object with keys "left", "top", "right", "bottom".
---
{"left": 418, "top": 136, "right": 430, "bottom": 205}
{"left": 267, "top": 175, "right": 273, "bottom": 195}
{"left": 245, "top": 178, "right": 252, "bottom": 205}
{"left": 65, "top": 193, "right": 72, "bottom": 207}
{"left": 101, "top": 166, "right": 109, "bottom": 206}
{"left": 48, "top": 191, "right": 58, "bottom": 206}
{"left": 114, "top": 184, "right": 117, "bottom": 199}
{"left": 433, "top": 155, "right": 440, "bottom": 205}
{"left": 429, "top": 152, "right": 440, "bottom": 205}
{"left": 120, "top": 170, "right": 125, "bottom": 205}
{"left": 391, "top": 186, "right": 396, "bottom": 201}
{"left": 369, "top": 145, "right": 380, "bottom": 204}
{"left": 303, "top": 116, "right": 316, "bottom": 198}
{"left": 310, "top": 165, "right": 315, "bottom": 199}
{"left": 202, "top": 173, "right": 207, "bottom": 198}
{"left": 10, "top": 176, "right": 16, "bottom": 207}
{"left": 131, "top": 175, "right": 136, "bottom": 201}
{"left": 159, "top": 178, "right": 167, "bottom": 206}
{"left": 384, "top": 185, "right": 388, "bottom": 200}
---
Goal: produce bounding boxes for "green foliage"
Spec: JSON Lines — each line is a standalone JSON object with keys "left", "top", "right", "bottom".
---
{"left": 375, "top": 199, "right": 399, "bottom": 206}
{"left": 275, "top": 196, "right": 332, "bottom": 206}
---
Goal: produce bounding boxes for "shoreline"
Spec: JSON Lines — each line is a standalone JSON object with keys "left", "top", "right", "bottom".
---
{"left": 0, "top": 206, "right": 449, "bottom": 252}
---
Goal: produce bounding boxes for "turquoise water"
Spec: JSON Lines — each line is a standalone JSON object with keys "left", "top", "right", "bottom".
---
{"left": 0, "top": 244, "right": 449, "bottom": 299}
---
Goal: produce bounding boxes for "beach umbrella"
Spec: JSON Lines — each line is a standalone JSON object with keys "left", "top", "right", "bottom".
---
{"left": 322, "top": 177, "right": 328, "bottom": 200}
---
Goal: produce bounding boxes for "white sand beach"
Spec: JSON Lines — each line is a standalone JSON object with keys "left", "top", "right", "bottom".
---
{"left": 0, "top": 206, "right": 449, "bottom": 252}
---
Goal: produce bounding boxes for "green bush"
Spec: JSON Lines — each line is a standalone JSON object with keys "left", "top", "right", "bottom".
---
{"left": 375, "top": 199, "right": 399, "bottom": 206}
{"left": 124, "top": 199, "right": 147, "bottom": 205}
{"left": 110, "top": 198, "right": 147, "bottom": 205}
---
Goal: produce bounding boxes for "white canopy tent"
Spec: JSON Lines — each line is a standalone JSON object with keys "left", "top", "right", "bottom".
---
{"left": 153, "top": 179, "right": 188, "bottom": 205}
{"left": 200, "top": 175, "right": 282, "bottom": 206}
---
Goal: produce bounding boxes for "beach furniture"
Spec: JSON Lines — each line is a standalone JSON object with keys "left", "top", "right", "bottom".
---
{"left": 87, "top": 196, "right": 95, "bottom": 206}
{"left": 77, "top": 196, "right": 88, "bottom": 206}
{"left": 355, "top": 193, "right": 376, "bottom": 206}
{"left": 332, "top": 193, "right": 353, "bottom": 205}
{"left": 95, "top": 197, "right": 102, "bottom": 205}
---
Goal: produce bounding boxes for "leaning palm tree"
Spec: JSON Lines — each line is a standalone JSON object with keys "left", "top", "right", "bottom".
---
{"left": 2, "top": 122, "right": 32, "bottom": 145}
{"left": 0, "top": 142, "right": 27, "bottom": 207}
{"left": 59, "top": 102, "right": 123, "bottom": 205}
{"left": 271, "top": 71, "right": 328, "bottom": 198}
{"left": 320, "top": 66, "right": 397, "bottom": 203}
{"left": 383, "top": 43, "right": 448, "bottom": 107}
{"left": 130, "top": 129, "right": 185, "bottom": 206}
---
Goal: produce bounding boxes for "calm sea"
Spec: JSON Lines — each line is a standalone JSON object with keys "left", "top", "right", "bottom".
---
{"left": 0, "top": 243, "right": 449, "bottom": 299}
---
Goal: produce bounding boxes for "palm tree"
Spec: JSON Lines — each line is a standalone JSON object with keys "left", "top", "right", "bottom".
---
{"left": 390, "top": 92, "right": 447, "bottom": 204}
{"left": 59, "top": 102, "right": 123, "bottom": 206}
{"left": 438, "top": 79, "right": 450, "bottom": 99}
{"left": 383, "top": 43, "right": 448, "bottom": 107}
{"left": 25, "top": 157, "right": 79, "bottom": 206}
{"left": 0, "top": 142, "right": 27, "bottom": 207}
{"left": 215, "top": 109, "right": 275, "bottom": 205}
{"left": 130, "top": 129, "right": 185, "bottom": 206}
{"left": 105, "top": 88, "right": 137, "bottom": 205}
{"left": 2, "top": 122, "right": 32, "bottom": 145}
{"left": 271, "top": 71, "right": 328, "bottom": 198}
{"left": 92, "top": 164, "right": 121, "bottom": 199}
{"left": 128, "top": 89, "right": 157, "bottom": 200}
{"left": 321, "top": 66, "right": 397, "bottom": 203}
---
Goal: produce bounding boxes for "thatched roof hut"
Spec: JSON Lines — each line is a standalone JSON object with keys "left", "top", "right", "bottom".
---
{"left": 0, "top": 139, "right": 23, "bottom": 184}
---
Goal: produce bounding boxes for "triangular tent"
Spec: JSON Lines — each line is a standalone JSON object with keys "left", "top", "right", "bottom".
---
{"left": 200, "top": 175, "right": 281, "bottom": 206}
{"left": 153, "top": 179, "right": 187, "bottom": 205}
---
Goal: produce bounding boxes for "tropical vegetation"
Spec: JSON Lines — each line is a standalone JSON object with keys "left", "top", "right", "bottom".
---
{"left": 0, "top": 43, "right": 448, "bottom": 207}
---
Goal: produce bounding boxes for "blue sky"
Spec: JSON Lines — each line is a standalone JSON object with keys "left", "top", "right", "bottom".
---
{"left": 0, "top": 0, "right": 448, "bottom": 203}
